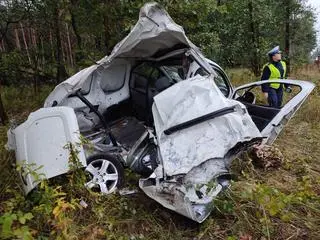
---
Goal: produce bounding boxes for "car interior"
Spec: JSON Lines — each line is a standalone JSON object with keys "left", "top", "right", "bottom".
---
{"left": 234, "top": 85, "right": 296, "bottom": 131}
{"left": 85, "top": 51, "right": 197, "bottom": 150}
{"left": 77, "top": 50, "right": 294, "bottom": 148}
{"left": 239, "top": 100, "right": 280, "bottom": 131}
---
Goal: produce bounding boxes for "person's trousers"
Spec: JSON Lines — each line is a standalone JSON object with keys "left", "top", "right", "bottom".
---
{"left": 267, "top": 87, "right": 283, "bottom": 108}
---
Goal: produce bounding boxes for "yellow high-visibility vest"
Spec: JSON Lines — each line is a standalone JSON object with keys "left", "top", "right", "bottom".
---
{"left": 262, "top": 61, "right": 286, "bottom": 89}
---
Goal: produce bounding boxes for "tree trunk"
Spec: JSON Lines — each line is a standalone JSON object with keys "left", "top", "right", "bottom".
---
{"left": 0, "top": 82, "right": 8, "bottom": 125}
{"left": 69, "top": 0, "right": 82, "bottom": 49}
{"left": 40, "top": 37, "right": 45, "bottom": 69}
{"left": 20, "top": 22, "right": 31, "bottom": 64}
{"left": 102, "top": 0, "right": 116, "bottom": 54}
{"left": 69, "top": 0, "right": 83, "bottom": 64}
{"left": 33, "top": 57, "right": 39, "bottom": 95}
{"left": 31, "top": 28, "right": 37, "bottom": 47}
{"left": 1, "top": 39, "right": 5, "bottom": 51}
{"left": 284, "top": 1, "right": 291, "bottom": 75}
{"left": 248, "top": 0, "right": 260, "bottom": 77}
{"left": 53, "top": 3, "right": 68, "bottom": 83}
{"left": 49, "top": 31, "right": 55, "bottom": 62}
{"left": 95, "top": 36, "right": 102, "bottom": 51}
{"left": 103, "top": 14, "right": 110, "bottom": 54}
{"left": 1, "top": 22, "right": 15, "bottom": 51}
{"left": 61, "top": 38, "right": 66, "bottom": 62}
{"left": 15, "top": 28, "right": 21, "bottom": 50}
{"left": 66, "top": 23, "right": 74, "bottom": 67}
{"left": 2, "top": 32, "right": 14, "bottom": 51}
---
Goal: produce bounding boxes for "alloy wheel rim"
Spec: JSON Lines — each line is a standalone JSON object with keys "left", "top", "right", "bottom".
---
{"left": 85, "top": 159, "right": 119, "bottom": 194}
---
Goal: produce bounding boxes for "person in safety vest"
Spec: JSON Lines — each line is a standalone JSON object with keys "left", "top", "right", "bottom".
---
{"left": 261, "top": 46, "right": 292, "bottom": 108}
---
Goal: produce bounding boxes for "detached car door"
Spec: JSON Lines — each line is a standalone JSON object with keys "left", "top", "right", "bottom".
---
{"left": 6, "top": 107, "right": 86, "bottom": 194}
{"left": 232, "top": 79, "right": 315, "bottom": 144}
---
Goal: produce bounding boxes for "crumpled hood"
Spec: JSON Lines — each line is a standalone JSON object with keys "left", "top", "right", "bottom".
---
{"left": 44, "top": 2, "right": 202, "bottom": 107}
{"left": 152, "top": 75, "right": 262, "bottom": 176}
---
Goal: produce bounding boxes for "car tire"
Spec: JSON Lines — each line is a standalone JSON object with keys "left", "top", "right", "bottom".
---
{"left": 85, "top": 154, "right": 124, "bottom": 194}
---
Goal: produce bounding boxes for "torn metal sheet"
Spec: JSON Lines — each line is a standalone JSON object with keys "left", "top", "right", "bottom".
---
{"left": 140, "top": 75, "right": 263, "bottom": 222}
{"left": 152, "top": 76, "right": 262, "bottom": 176}
{"left": 139, "top": 160, "right": 230, "bottom": 223}
{"left": 44, "top": 2, "right": 209, "bottom": 110}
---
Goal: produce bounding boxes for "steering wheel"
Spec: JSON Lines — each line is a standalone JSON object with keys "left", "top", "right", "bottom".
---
{"left": 237, "top": 91, "right": 255, "bottom": 104}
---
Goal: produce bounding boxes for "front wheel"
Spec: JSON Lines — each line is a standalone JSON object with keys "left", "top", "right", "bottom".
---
{"left": 85, "top": 154, "right": 124, "bottom": 194}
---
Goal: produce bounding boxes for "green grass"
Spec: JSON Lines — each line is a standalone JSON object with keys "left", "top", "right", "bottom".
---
{"left": 0, "top": 68, "right": 319, "bottom": 239}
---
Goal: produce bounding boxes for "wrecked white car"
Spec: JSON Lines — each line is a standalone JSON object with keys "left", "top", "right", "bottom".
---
{"left": 6, "top": 3, "right": 314, "bottom": 223}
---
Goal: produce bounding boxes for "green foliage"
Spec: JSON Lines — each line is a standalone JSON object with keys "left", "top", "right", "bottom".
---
{"left": 0, "top": 143, "right": 88, "bottom": 239}
{"left": 0, "top": 211, "right": 33, "bottom": 239}
{"left": 0, "top": 0, "right": 317, "bottom": 84}
{"left": 0, "top": 51, "right": 25, "bottom": 84}
{"left": 16, "top": 161, "right": 45, "bottom": 186}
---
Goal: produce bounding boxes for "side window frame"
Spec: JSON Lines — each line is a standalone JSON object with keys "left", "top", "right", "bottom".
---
{"left": 211, "top": 65, "right": 232, "bottom": 98}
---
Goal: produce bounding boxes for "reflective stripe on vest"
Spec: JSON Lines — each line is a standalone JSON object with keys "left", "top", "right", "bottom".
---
{"left": 265, "top": 61, "right": 286, "bottom": 89}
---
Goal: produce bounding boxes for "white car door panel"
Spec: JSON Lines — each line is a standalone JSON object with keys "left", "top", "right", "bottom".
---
{"left": 7, "top": 107, "right": 86, "bottom": 194}
{"left": 233, "top": 79, "right": 315, "bottom": 144}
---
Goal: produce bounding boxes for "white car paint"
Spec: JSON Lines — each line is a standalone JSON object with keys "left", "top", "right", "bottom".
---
{"left": 7, "top": 107, "right": 86, "bottom": 194}
{"left": 233, "top": 79, "right": 315, "bottom": 144}
{"left": 152, "top": 75, "right": 261, "bottom": 176}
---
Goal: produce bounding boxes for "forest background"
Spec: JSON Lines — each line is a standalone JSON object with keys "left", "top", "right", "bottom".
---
{"left": 0, "top": 0, "right": 318, "bottom": 86}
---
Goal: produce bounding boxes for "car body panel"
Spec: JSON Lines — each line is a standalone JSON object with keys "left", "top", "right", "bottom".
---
{"left": 152, "top": 75, "right": 262, "bottom": 176}
{"left": 139, "top": 170, "right": 224, "bottom": 223}
{"left": 140, "top": 75, "right": 263, "bottom": 222}
{"left": 7, "top": 107, "right": 86, "bottom": 194}
{"left": 233, "top": 79, "right": 315, "bottom": 144}
{"left": 189, "top": 58, "right": 233, "bottom": 98}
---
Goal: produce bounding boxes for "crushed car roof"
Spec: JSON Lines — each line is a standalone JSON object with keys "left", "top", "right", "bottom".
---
{"left": 45, "top": 2, "right": 211, "bottom": 108}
